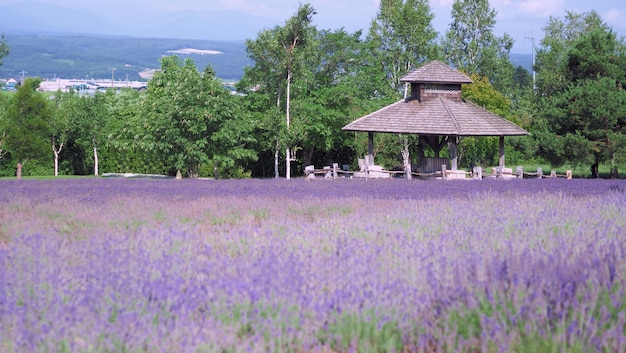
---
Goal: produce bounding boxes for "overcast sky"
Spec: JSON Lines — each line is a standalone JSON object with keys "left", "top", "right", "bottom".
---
{"left": 2, "top": 0, "right": 625, "bottom": 53}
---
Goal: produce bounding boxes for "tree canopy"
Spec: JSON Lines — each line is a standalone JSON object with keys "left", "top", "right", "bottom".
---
{"left": 444, "top": 0, "right": 515, "bottom": 94}
{"left": 540, "top": 24, "right": 626, "bottom": 169}
{"left": 140, "top": 56, "right": 256, "bottom": 178}
{"left": 368, "top": 0, "right": 439, "bottom": 92}
{"left": 4, "top": 77, "right": 51, "bottom": 175}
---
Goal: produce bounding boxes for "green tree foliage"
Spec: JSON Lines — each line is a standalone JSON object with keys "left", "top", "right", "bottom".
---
{"left": 103, "top": 89, "right": 169, "bottom": 174}
{"left": 70, "top": 91, "right": 110, "bottom": 176}
{"left": 141, "top": 56, "right": 256, "bottom": 178}
{"left": 367, "top": 0, "right": 439, "bottom": 92}
{"left": 4, "top": 78, "right": 51, "bottom": 175}
{"left": 535, "top": 11, "right": 608, "bottom": 97}
{"left": 541, "top": 26, "right": 626, "bottom": 170}
{"left": 291, "top": 28, "right": 375, "bottom": 168}
{"left": 0, "top": 33, "right": 8, "bottom": 67}
{"left": 459, "top": 74, "right": 511, "bottom": 167}
{"left": 443, "top": 0, "right": 515, "bottom": 94}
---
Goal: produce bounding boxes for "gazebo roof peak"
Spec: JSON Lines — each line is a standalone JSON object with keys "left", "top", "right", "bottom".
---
{"left": 401, "top": 61, "right": 473, "bottom": 84}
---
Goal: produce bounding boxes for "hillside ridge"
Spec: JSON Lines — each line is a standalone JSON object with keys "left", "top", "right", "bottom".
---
{"left": 0, "top": 33, "right": 251, "bottom": 81}
{"left": 0, "top": 33, "right": 533, "bottom": 83}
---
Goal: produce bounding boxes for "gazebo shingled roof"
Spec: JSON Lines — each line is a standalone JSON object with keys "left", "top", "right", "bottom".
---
{"left": 400, "top": 60, "right": 473, "bottom": 84}
{"left": 342, "top": 96, "right": 528, "bottom": 136}
{"left": 343, "top": 60, "right": 528, "bottom": 137}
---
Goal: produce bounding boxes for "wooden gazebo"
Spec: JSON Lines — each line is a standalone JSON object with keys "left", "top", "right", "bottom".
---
{"left": 342, "top": 61, "right": 529, "bottom": 177}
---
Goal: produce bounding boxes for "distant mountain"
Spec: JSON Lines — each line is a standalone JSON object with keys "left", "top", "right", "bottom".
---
{"left": 0, "top": 33, "right": 251, "bottom": 81}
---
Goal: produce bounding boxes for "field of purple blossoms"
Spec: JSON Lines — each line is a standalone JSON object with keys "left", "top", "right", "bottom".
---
{"left": 1, "top": 177, "right": 625, "bottom": 353}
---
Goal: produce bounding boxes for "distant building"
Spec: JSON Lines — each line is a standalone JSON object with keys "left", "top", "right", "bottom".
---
{"left": 2, "top": 78, "right": 17, "bottom": 91}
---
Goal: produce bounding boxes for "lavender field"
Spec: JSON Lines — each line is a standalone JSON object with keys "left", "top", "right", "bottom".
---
{"left": 1, "top": 178, "right": 625, "bottom": 352}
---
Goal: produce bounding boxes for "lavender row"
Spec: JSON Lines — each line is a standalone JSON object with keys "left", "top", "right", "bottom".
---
{"left": 1, "top": 178, "right": 625, "bottom": 352}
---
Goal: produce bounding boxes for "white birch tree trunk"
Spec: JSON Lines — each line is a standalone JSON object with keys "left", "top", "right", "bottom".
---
{"left": 401, "top": 135, "right": 412, "bottom": 180}
{"left": 52, "top": 140, "right": 64, "bottom": 177}
{"left": 275, "top": 95, "right": 281, "bottom": 179}
{"left": 93, "top": 145, "right": 99, "bottom": 176}
{"left": 54, "top": 151, "right": 59, "bottom": 177}
{"left": 274, "top": 142, "right": 280, "bottom": 178}
{"left": 285, "top": 71, "right": 292, "bottom": 180}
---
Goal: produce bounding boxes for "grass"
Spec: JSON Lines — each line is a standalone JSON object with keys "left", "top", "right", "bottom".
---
{"left": 0, "top": 174, "right": 96, "bottom": 180}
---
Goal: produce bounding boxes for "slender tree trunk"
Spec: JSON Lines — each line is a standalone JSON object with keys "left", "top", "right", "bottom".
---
{"left": 0, "top": 130, "right": 6, "bottom": 161}
{"left": 274, "top": 141, "right": 280, "bottom": 178}
{"left": 93, "top": 145, "right": 99, "bottom": 176}
{"left": 286, "top": 147, "right": 291, "bottom": 179}
{"left": 54, "top": 152, "right": 59, "bottom": 177}
{"left": 285, "top": 70, "right": 292, "bottom": 180}
{"left": 52, "top": 140, "right": 64, "bottom": 177}
{"left": 401, "top": 135, "right": 412, "bottom": 180}
{"left": 275, "top": 93, "right": 281, "bottom": 179}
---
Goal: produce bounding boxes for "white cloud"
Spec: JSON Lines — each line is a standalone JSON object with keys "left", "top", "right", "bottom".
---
{"left": 517, "top": 0, "right": 565, "bottom": 17}
{"left": 433, "top": 0, "right": 455, "bottom": 8}
{"left": 604, "top": 8, "right": 626, "bottom": 34}
{"left": 604, "top": 8, "right": 625, "bottom": 23}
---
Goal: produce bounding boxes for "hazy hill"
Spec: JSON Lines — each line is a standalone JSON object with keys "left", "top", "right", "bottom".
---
{"left": 0, "top": 33, "right": 533, "bottom": 83}
{"left": 0, "top": 33, "right": 251, "bottom": 81}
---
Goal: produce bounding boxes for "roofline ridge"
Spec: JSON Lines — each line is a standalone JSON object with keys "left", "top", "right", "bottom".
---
{"left": 440, "top": 97, "right": 463, "bottom": 135}
{"left": 463, "top": 99, "right": 530, "bottom": 135}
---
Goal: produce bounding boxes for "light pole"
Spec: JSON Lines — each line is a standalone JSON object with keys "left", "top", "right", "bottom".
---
{"left": 525, "top": 31, "right": 536, "bottom": 91}
{"left": 109, "top": 67, "right": 116, "bottom": 89}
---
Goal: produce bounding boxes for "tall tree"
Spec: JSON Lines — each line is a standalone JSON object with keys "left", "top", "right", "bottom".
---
{"left": 104, "top": 89, "right": 167, "bottom": 174}
{"left": 290, "top": 28, "right": 371, "bottom": 168}
{"left": 367, "top": 0, "right": 439, "bottom": 92}
{"left": 72, "top": 92, "right": 110, "bottom": 176}
{"left": 141, "top": 57, "right": 255, "bottom": 178}
{"left": 4, "top": 77, "right": 51, "bottom": 177}
{"left": 541, "top": 26, "right": 626, "bottom": 173}
{"left": 278, "top": 3, "right": 316, "bottom": 179}
{"left": 240, "top": 29, "right": 287, "bottom": 178}
{"left": 49, "top": 91, "right": 74, "bottom": 176}
{"left": 240, "top": 3, "right": 316, "bottom": 179}
{"left": 443, "top": 0, "right": 514, "bottom": 93}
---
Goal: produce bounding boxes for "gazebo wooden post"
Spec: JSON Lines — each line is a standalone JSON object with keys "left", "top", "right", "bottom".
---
{"left": 367, "top": 132, "right": 375, "bottom": 167}
{"left": 499, "top": 135, "right": 505, "bottom": 171}
{"left": 417, "top": 136, "right": 425, "bottom": 173}
{"left": 449, "top": 136, "right": 458, "bottom": 170}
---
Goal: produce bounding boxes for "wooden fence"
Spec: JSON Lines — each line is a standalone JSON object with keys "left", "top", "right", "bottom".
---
{"left": 304, "top": 163, "right": 573, "bottom": 180}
